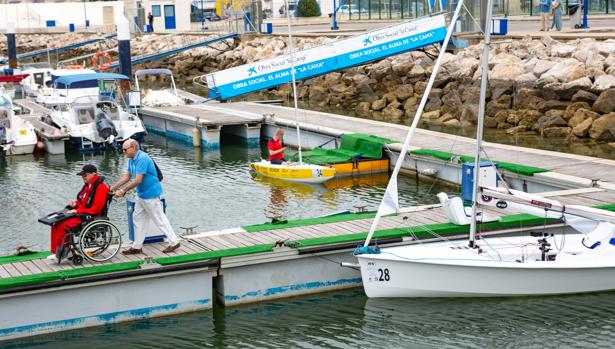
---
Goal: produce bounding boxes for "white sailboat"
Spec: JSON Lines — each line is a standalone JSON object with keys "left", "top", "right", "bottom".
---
{"left": 354, "top": 0, "right": 615, "bottom": 297}
{"left": 249, "top": 0, "right": 335, "bottom": 184}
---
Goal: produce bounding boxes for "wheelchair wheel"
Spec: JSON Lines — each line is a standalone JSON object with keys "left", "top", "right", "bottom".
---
{"left": 78, "top": 220, "right": 122, "bottom": 262}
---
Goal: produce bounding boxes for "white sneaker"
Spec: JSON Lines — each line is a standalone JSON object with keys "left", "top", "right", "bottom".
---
{"left": 46, "top": 254, "right": 57, "bottom": 261}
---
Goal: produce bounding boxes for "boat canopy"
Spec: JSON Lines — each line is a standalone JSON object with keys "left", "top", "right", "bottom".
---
{"left": 54, "top": 73, "right": 129, "bottom": 88}
{"left": 135, "top": 69, "right": 173, "bottom": 77}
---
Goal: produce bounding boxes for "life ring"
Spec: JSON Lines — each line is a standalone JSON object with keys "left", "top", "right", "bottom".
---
{"left": 92, "top": 51, "right": 112, "bottom": 72}
{"left": 65, "top": 65, "right": 83, "bottom": 70}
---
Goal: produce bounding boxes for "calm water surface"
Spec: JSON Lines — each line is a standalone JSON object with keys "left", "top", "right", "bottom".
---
{"left": 4, "top": 135, "right": 615, "bottom": 348}
{"left": 7, "top": 289, "right": 615, "bottom": 348}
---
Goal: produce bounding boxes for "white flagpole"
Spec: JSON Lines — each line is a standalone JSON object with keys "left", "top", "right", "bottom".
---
{"left": 362, "top": 3, "right": 465, "bottom": 248}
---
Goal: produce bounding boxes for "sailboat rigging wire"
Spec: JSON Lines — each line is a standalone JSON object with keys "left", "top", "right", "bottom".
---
{"left": 479, "top": 147, "right": 513, "bottom": 194}
{"left": 362, "top": 2, "right": 466, "bottom": 248}
{"left": 469, "top": 0, "right": 495, "bottom": 248}
{"left": 283, "top": 0, "right": 303, "bottom": 164}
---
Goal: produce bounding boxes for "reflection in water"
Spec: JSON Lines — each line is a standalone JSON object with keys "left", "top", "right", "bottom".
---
{"left": 9, "top": 289, "right": 615, "bottom": 348}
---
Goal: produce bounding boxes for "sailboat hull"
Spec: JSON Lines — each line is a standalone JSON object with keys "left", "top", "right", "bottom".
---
{"left": 250, "top": 161, "right": 335, "bottom": 184}
{"left": 357, "top": 236, "right": 615, "bottom": 297}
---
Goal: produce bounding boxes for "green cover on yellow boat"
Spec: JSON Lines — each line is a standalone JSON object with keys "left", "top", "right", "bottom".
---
{"left": 287, "top": 133, "right": 395, "bottom": 165}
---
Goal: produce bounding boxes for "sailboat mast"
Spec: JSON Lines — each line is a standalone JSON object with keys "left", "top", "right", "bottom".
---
{"left": 362, "top": 2, "right": 465, "bottom": 247}
{"left": 284, "top": 0, "right": 303, "bottom": 164}
{"left": 469, "top": 0, "right": 494, "bottom": 248}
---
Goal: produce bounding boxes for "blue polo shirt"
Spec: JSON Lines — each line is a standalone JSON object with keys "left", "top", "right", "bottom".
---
{"left": 539, "top": 0, "right": 550, "bottom": 12}
{"left": 128, "top": 150, "right": 162, "bottom": 199}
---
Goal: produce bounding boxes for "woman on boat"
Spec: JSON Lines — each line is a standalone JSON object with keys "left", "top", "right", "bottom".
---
{"left": 268, "top": 128, "right": 288, "bottom": 165}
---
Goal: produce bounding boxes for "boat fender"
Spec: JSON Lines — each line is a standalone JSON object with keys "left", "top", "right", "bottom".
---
{"left": 95, "top": 112, "right": 118, "bottom": 141}
{"left": 192, "top": 127, "right": 201, "bottom": 147}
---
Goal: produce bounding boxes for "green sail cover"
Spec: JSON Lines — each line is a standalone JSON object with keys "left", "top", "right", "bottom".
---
{"left": 286, "top": 133, "right": 395, "bottom": 165}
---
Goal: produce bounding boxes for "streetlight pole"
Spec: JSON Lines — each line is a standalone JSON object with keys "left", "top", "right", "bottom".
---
{"left": 83, "top": 0, "right": 88, "bottom": 30}
{"left": 201, "top": 0, "right": 205, "bottom": 31}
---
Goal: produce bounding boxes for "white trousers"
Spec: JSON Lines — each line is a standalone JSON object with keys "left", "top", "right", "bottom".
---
{"left": 132, "top": 197, "right": 179, "bottom": 249}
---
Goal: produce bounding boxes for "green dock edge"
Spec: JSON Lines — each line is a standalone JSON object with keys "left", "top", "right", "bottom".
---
{"left": 2, "top": 203, "right": 614, "bottom": 291}
{"left": 410, "top": 149, "right": 550, "bottom": 176}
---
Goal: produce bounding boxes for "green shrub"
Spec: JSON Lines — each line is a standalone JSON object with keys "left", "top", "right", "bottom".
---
{"left": 296, "top": 0, "right": 321, "bottom": 17}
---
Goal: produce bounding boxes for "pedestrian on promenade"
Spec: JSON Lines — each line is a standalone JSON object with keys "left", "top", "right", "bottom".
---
{"left": 111, "top": 139, "right": 180, "bottom": 255}
{"left": 550, "top": 0, "right": 563, "bottom": 31}
{"left": 148, "top": 12, "right": 154, "bottom": 32}
{"left": 539, "top": 0, "right": 551, "bottom": 31}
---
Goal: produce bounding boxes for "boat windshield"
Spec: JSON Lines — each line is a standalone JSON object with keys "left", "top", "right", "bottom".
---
{"left": 0, "top": 96, "right": 12, "bottom": 109}
{"left": 72, "top": 95, "right": 121, "bottom": 122}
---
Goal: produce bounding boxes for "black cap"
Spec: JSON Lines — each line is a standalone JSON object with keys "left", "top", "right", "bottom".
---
{"left": 76, "top": 164, "right": 97, "bottom": 176}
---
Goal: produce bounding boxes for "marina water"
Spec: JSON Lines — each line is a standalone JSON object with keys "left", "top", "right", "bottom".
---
{"left": 7, "top": 288, "right": 615, "bottom": 348}
{"left": 3, "top": 135, "right": 615, "bottom": 346}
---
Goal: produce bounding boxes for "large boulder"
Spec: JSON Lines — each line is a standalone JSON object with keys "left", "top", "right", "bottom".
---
{"left": 592, "top": 89, "right": 615, "bottom": 114}
{"left": 440, "top": 90, "right": 462, "bottom": 116}
{"left": 308, "top": 85, "right": 330, "bottom": 107}
{"left": 517, "top": 110, "right": 543, "bottom": 127}
{"left": 568, "top": 108, "right": 600, "bottom": 127}
{"left": 588, "top": 113, "right": 615, "bottom": 141}
{"left": 592, "top": 74, "right": 615, "bottom": 91}
{"left": 542, "top": 127, "right": 572, "bottom": 138}
{"left": 541, "top": 59, "right": 586, "bottom": 83}
{"left": 533, "top": 59, "right": 557, "bottom": 76}
{"left": 542, "top": 77, "right": 592, "bottom": 100}
{"left": 490, "top": 63, "right": 526, "bottom": 81}
{"left": 489, "top": 52, "right": 522, "bottom": 66}
{"left": 538, "top": 100, "right": 570, "bottom": 113}
{"left": 371, "top": 98, "right": 387, "bottom": 111}
{"left": 382, "top": 101, "right": 404, "bottom": 123}
{"left": 563, "top": 102, "right": 591, "bottom": 121}
{"left": 572, "top": 116, "right": 595, "bottom": 137}
{"left": 550, "top": 43, "right": 577, "bottom": 57}
{"left": 394, "top": 84, "right": 414, "bottom": 101}
{"left": 460, "top": 104, "right": 479, "bottom": 123}
{"left": 355, "top": 101, "right": 372, "bottom": 118}
{"left": 533, "top": 115, "right": 567, "bottom": 131}
{"left": 571, "top": 90, "right": 598, "bottom": 104}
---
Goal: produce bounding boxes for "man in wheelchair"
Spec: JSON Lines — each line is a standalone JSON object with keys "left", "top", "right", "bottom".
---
{"left": 41, "top": 164, "right": 111, "bottom": 264}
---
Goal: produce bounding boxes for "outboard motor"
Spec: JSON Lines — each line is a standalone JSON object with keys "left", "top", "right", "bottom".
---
{"left": 95, "top": 112, "right": 118, "bottom": 142}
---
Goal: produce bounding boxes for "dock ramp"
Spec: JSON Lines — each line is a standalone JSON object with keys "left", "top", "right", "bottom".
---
{"left": 108, "top": 34, "right": 239, "bottom": 71}
{"left": 17, "top": 34, "right": 116, "bottom": 62}
{"left": 203, "top": 15, "right": 447, "bottom": 100}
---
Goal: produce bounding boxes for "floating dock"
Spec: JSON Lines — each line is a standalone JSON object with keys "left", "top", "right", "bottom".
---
{"left": 1, "top": 187, "right": 614, "bottom": 340}
{"left": 139, "top": 103, "right": 264, "bottom": 149}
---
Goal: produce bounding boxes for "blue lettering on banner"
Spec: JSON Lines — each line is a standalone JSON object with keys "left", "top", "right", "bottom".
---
{"left": 214, "top": 26, "right": 446, "bottom": 100}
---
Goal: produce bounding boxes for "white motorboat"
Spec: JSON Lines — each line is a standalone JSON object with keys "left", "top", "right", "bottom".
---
{"left": 35, "top": 68, "right": 97, "bottom": 108}
{"left": 44, "top": 73, "right": 146, "bottom": 151}
{"left": 135, "top": 68, "right": 186, "bottom": 107}
{"left": 19, "top": 62, "right": 54, "bottom": 97}
{"left": 354, "top": 0, "right": 615, "bottom": 298}
{"left": 0, "top": 93, "right": 37, "bottom": 156}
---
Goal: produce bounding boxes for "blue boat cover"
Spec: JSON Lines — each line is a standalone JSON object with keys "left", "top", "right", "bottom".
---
{"left": 135, "top": 69, "right": 173, "bottom": 77}
{"left": 54, "top": 73, "right": 129, "bottom": 88}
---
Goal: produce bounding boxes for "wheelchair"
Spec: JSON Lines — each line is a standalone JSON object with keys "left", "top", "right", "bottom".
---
{"left": 40, "top": 194, "right": 122, "bottom": 265}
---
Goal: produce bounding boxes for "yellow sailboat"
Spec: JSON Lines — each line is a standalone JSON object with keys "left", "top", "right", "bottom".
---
{"left": 250, "top": 161, "right": 335, "bottom": 184}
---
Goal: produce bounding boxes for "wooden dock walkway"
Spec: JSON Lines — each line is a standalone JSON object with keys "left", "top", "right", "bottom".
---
{"left": 2, "top": 187, "right": 614, "bottom": 280}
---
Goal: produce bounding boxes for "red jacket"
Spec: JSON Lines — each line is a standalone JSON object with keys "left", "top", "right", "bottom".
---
{"left": 268, "top": 138, "right": 284, "bottom": 161}
{"left": 74, "top": 174, "right": 110, "bottom": 215}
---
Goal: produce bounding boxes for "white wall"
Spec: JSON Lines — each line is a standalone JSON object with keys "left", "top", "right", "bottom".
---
{"left": 0, "top": 0, "right": 191, "bottom": 33}
{"left": 142, "top": 0, "right": 192, "bottom": 32}
{"left": 0, "top": 1, "right": 125, "bottom": 31}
